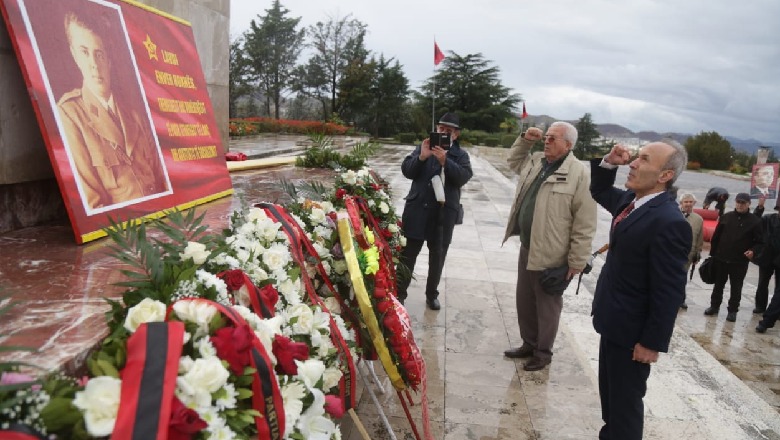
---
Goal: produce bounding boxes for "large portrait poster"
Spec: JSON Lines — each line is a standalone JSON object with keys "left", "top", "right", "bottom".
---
{"left": 750, "top": 163, "right": 779, "bottom": 200}
{"left": 0, "top": 0, "right": 233, "bottom": 243}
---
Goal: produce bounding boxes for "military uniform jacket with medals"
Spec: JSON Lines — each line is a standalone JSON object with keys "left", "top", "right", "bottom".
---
{"left": 58, "top": 87, "right": 166, "bottom": 209}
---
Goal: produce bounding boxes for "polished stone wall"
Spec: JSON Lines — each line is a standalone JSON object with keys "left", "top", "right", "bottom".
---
{"left": 0, "top": 0, "right": 229, "bottom": 233}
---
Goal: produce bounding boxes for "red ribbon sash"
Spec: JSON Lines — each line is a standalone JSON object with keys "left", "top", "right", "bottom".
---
{"left": 112, "top": 321, "right": 184, "bottom": 440}
{"left": 256, "top": 203, "right": 357, "bottom": 411}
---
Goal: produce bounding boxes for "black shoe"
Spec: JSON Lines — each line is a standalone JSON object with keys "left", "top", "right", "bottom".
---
{"left": 756, "top": 323, "right": 768, "bottom": 333}
{"left": 704, "top": 307, "right": 719, "bottom": 316}
{"left": 523, "top": 357, "right": 551, "bottom": 371}
{"left": 504, "top": 346, "right": 534, "bottom": 359}
{"left": 726, "top": 312, "right": 737, "bottom": 322}
{"left": 680, "top": 302, "right": 688, "bottom": 309}
{"left": 753, "top": 307, "right": 766, "bottom": 314}
{"left": 426, "top": 298, "right": 441, "bottom": 310}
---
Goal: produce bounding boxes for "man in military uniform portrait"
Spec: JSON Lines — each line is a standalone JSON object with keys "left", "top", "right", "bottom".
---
{"left": 57, "top": 11, "right": 168, "bottom": 211}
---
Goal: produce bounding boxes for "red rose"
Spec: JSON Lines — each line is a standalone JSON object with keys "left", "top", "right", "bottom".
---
{"left": 324, "top": 395, "right": 345, "bottom": 418}
{"left": 168, "top": 396, "right": 208, "bottom": 440}
{"left": 336, "top": 188, "right": 347, "bottom": 199}
{"left": 371, "top": 183, "right": 381, "bottom": 191}
{"left": 273, "top": 334, "right": 309, "bottom": 375}
{"left": 259, "top": 284, "right": 279, "bottom": 314}
{"left": 381, "top": 228, "right": 393, "bottom": 238}
{"left": 218, "top": 269, "right": 246, "bottom": 291}
{"left": 383, "top": 313, "right": 403, "bottom": 334}
{"left": 210, "top": 324, "right": 254, "bottom": 375}
{"left": 376, "top": 299, "right": 394, "bottom": 314}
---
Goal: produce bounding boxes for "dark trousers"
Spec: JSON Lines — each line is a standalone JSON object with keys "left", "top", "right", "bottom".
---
{"left": 598, "top": 337, "right": 651, "bottom": 440}
{"left": 710, "top": 259, "right": 749, "bottom": 312}
{"left": 397, "top": 211, "right": 454, "bottom": 301}
{"left": 755, "top": 264, "right": 778, "bottom": 311}
{"left": 760, "top": 279, "right": 780, "bottom": 328}
{"left": 516, "top": 246, "right": 564, "bottom": 361}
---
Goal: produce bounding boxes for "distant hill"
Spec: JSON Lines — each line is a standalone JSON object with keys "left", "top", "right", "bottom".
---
{"left": 518, "top": 114, "right": 779, "bottom": 154}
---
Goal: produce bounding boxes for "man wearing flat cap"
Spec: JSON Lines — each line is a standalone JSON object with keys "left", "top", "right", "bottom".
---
{"left": 705, "top": 192, "right": 763, "bottom": 322}
{"left": 398, "top": 112, "right": 473, "bottom": 310}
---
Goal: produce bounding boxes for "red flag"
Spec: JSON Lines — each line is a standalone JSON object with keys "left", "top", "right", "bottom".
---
{"left": 521, "top": 102, "right": 528, "bottom": 119}
{"left": 434, "top": 42, "right": 445, "bottom": 66}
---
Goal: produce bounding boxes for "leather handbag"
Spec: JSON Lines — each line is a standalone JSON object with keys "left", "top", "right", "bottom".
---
{"left": 698, "top": 257, "right": 715, "bottom": 284}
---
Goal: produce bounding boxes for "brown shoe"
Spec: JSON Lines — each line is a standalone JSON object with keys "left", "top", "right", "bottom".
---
{"left": 523, "top": 357, "right": 551, "bottom": 371}
{"left": 504, "top": 346, "right": 533, "bottom": 359}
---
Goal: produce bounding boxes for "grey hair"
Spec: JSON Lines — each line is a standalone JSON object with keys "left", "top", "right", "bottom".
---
{"left": 661, "top": 138, "right": 687, "bottom": 190}
{"left": 678, "top": 192, "right": 697, "bottom": 203}
{"left": 550, "top": 121, "right": 578, "bottom": 147}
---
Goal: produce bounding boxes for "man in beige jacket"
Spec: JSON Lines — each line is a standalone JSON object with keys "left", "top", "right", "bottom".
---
{"left": 502, "top": 121, "right": 597, "bottom": 371}
{"left": 679, "top": 192, "right": 704, "bottom": 309}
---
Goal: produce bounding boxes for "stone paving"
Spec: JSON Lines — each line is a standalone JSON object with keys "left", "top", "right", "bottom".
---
{"left": 332, "top": 144, "right": 780, "bottom": 440}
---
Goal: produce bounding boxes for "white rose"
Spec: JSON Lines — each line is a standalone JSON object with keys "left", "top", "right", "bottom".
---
{"left": 322, "top": 366, "right": 343, "bottom": 391}
{"left": 182, "top": 241, "right": 210, "bottom": 265}
{"left": 309, "top": 208, "right": 327, "bottom": 225}
{"left": 379, "top": 201, "right": 389, "bottom": 214}
{"left": 342, "top": 170, "right": 357, "bottom": 185}
{"left": 388, "top": 223, "right": 399, "bottom": 233}
{"left": 124, "top": 298, "right": 166, "bottom": 333}
{"left": 73, "top": 376, "right": 121, "bottom": 437}
{"left": 183, "top": 357, "right": 230, "bottom": 393}
{"left": 295, "top": 358, "right": 325, "bottom": 390}
{"left": 287, "top": 303, "right": 314, "bottom": 335}
{"left": 367, "top": 199, "right": 376, "bottom": 207}
{"left": 173, "top": 301, "right": 219, "bottom": 337}
{"left": 263, "top": 243, "right": 292, "bottom": 272}
{"left": 245, "top": 207, "right": 269, "bottom": 223}
{"left": 399, "top": 236, "right": 407, "bottom": 247}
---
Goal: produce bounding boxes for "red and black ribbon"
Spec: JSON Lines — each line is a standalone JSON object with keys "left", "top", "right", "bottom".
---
{"left": 112, "top": 321, "right": 184, "bottom": 440}
{"left": 0, "top": 424, "right": 47, "bottom": 440}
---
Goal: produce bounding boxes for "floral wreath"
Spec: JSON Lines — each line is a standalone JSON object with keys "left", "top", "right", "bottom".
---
{"left": 337, "top": 196, "right": 432, "bottom": 440}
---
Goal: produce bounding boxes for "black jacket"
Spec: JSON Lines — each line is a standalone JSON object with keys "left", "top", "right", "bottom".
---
{"left": 710, "top": 210, "right": 763, "bottom": 263}
{"left": 400, "top": 141, "right": 472, "bottom": 240}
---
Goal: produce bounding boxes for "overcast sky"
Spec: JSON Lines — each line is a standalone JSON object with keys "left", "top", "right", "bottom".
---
{"left": 230, "top": 0, "right": 780, "bottom": 143}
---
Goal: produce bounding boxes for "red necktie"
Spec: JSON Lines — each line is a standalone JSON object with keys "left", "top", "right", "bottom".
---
{"left": 612, "top": 201, "right": 635, "bottom": 228}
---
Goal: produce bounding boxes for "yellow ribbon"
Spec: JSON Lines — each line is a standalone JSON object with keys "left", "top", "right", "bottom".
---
{"left": 338, "top": 215, "right": 405, "bottom": 390}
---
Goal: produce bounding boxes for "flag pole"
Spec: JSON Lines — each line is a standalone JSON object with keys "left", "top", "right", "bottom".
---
{"left": 432, "top": 37, "right": 437, "bottom": 132}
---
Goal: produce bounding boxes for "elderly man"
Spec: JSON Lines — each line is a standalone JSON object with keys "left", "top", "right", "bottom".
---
{"left": 705, "top": 193, "right": 763, "bottom": 322}
{"left": 501, "top": 121, "right": 596, "bottom": 371}
{"left": 679, "top": 192, "right": 704, "bottom": 309}
{"left": 590, "top": 140, "right": 691, "bottom": 440}
{"left": 57, "top": 11, "right": 167, "bottom": 210}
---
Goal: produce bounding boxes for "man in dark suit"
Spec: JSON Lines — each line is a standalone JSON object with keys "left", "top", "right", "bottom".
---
{"left": 397, "top": 112, "right": 473, "bottom": 310}
{"left": 590, "top": 141, "right": 691, "bottom": 440}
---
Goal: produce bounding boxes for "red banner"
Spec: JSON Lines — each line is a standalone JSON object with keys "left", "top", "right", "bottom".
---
{"left": 0, "top": 0, "right": 232, "bottom": 243}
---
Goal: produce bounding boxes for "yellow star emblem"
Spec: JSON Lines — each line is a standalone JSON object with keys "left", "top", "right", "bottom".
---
{"left": 143, "top": 34, "right": 158, "bottom": 61}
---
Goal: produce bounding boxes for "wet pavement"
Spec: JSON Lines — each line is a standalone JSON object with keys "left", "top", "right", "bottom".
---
{"left": 1, "top": 138, "right": 778, "bottom": 439}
